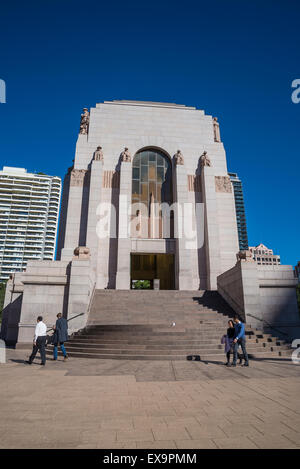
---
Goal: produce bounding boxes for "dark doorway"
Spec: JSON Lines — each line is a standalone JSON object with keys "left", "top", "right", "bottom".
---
{"left": 130, "top": 253, "right": 175, "bottom": 290}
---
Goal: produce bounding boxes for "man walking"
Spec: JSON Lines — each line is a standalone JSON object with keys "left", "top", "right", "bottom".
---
{"left": 27, "top": 316, "right": 47, "bottom": 365}
{"left": 232, "top": 315, "right": 249, "bottom": 367}
{"left": 53, "top": 313, "right": 68, "bottom": 361}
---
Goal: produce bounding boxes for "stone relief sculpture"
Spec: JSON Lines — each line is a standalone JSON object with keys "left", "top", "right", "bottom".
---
{"left": 73, "top": 246, "right": 90, "bottom": 259}
{"left": 79, "top": 108, "right": 90, "bottom": 135}
{"left": 70, "top": 169, "right": 87, "bottom": 187}
{"left": 215, "top": 176, "right": 232, "bottom": 193}
{"left": 213, "top": 117, "right": 221, "bottom": 142}
{"left": 200, "top": 151, "right": 211, "bottom": 167}
{"left": 174, "top": 150, "right": 184, "bottom": 165}
{"left": 121, "top": 147, "right": 131, "bottom": 162}
{"left": 236, "top": 250, "right": 254, "bottom": 263}
{"left": 94, "top": 146, "right": 104, "bottom": 161}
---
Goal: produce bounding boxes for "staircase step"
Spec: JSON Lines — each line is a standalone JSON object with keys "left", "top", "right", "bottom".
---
{"left": 64, "top": 290, "right": 292, "bottom": 361}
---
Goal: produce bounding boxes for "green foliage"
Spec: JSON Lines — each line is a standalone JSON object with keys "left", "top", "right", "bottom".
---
{"left": 132, "top": 280, "right": 151, "bottom": 290}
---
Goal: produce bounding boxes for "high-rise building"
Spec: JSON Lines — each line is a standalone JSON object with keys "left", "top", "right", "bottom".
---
{"left": 228, "top": 172, "right": 248, "bottom": 250}
{"left": 295, "top": 261, "right": 300, "bottom": 282}
{"left": 0, "top": 167, "right": 61, "bottom": 281}
{"left": 249, "top": 243, "right": 281, "bottom": 265}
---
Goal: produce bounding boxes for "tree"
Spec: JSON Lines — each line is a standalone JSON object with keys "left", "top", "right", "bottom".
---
{"left": 132, "top": 280, "right": 151, "bottom": 290}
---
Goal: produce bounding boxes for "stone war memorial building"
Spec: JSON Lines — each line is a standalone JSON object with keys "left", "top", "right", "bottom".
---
{"left": 2, "top": 100, "right": 300, "bottom": 352}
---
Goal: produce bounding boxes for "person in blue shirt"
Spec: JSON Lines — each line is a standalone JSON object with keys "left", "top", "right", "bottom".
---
{"left": 232, "top": 315, "right": 249, "bottom": 367}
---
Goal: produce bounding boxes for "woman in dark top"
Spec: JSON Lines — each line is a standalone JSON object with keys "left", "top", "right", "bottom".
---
{"left": 221, "top": 320, "right": 235, "bottom": 365}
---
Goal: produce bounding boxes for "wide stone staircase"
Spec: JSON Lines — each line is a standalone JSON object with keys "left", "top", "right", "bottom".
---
{"left": 48, "top": 290, "right": 292, "bottom": 361}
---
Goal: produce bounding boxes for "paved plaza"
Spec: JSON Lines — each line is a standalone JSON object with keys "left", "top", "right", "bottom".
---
{"left": 0, "top": 349, "right": 300, "bottom": 449}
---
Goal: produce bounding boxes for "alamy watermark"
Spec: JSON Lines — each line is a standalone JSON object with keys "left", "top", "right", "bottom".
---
{"left": 0, "top": 339, "right": 6, "bottom": 364}
{"left": 0, "top": 79, "right": 6, "bottom": 103}
{"left": 291, "top": 339, "right": 300, "bottom": 364}
{"left": 95, "top": 199, "right": 205, "bottom": 250}
{"left": 291, "top": 79, "right": 300, "bottom": 103}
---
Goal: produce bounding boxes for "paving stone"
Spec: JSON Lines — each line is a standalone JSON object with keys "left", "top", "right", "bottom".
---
{"left": 213, "top": 437, "right": 259, "bottom": 449}
{"left": 248, "top": 435, "right": 298, "bottom": 449}
{"left": 136, "top": 440, "right": 177, "bottom": 449}
{"left": 1, "top": 349, "right": 300, "bottom": 449}
{"left": 117, "top": 429, "right": 154, "bottom": 442}
{"left": 185, "top": 424, "right": 227, "bottom": 439}
{"left": 175, "top": 439, "right": 217, "bottom": 449}
{"left": 153, "top": 426, "right": 191, "bottom": 441}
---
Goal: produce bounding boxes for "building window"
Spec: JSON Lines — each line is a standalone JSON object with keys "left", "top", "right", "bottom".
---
{"left": 132, "top": 149, "right": 173, "bottom": 239}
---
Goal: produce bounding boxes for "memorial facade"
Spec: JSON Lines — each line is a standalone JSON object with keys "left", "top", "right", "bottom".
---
{"left": 2, "top": 100, "right": 299, "bottom": 344}
{"left": 57, "top": 100, "right": 239, "bottom": 291}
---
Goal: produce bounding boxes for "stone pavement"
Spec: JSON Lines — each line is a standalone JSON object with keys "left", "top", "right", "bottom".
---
{"left": 0, "top": 348, "right": 299, "bottom": 449}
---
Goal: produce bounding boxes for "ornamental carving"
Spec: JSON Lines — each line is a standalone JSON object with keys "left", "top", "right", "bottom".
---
{"left": 94, "top": 146, "right": 104, "bottom": 161}
{"left": 79, "top": 108, "right": 89, "bottom": 135}
{"left": 213, "top": 117, "right": 221, "bottom": 142}
{"left": 236, "top": 250, "right": 254, "bottom": 263}
{"left": 200, "top": 151, "right": 211, "bottom": 167}
{"left": 102, "top": 170, "right": 120, "bottom": 189}
{"left": 174, "top": 150, "right": 184, "bottom": 165}
{"left": 215, "top": 176, "right": 232, "bottom": 193}
{"left": 70, "top": 169, "right": 87, "bottom": 187}
{"left": 73, "top": 246, "right": 90, "bottom": 260}
{"left": 121, "top": 147, "right": 131, "bottom": 162}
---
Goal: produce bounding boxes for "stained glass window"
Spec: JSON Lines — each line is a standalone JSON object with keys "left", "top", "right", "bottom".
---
{"left": 131, "top": 149, "right": 173, "bottom": 206}
{"left": 131, "top": 149, "right": 173, "bottom": 239}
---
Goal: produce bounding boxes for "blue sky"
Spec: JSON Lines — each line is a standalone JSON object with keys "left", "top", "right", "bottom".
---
{"left": 0, "top": 0, "right": 299, "bottom": 265}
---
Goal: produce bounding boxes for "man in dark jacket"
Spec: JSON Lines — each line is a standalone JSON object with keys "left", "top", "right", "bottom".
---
{"left": 232, "top": 315, "right": 249, "bottom": 367}
{"left": 53, "top": 313, "right": 68, "bottom": 361}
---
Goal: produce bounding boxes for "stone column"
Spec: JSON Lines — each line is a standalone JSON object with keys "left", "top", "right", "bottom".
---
{"left": 95, "top": 169, "right": 119, "bottom": 289}
{"left": 115, "top": 161, "right": 132, "bottom": 289}
{"left": 201, "top": 166, "right": 221, "bottom": 290}
{"left": 86, "top": 159, "right": 103, "bottom": 275}
{"left": 67, "top": 248, "right": 93, "bottom": 335}
{"left": 174, "top": 163, "right": 193, "bottom": 290}
{"left": 61, "top": 169, "right": 87, "bottom": 261}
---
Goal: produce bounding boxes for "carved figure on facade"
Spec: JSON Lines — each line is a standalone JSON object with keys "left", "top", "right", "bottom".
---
{"left": 213, "top": 117, "right": 221, "bottom": 142}
{"left": 200, "top": 151, "right": 211, "bottom": 167}
{"left": 94, "top": 146, "right": 104, "bottom": 161}
{"left": 70, "top": 169, "right": 87, "bottom": 187}
{"left": 215, "top": 176, "right": 232, "bottom": 193}
{"left": 79, "top": 108, "right": 90, "bottom": 135}
{"left": 236, "top": 250, "right": 254, "bottom": 263}
{"left": 174, "top": 150, "right": 184, "bottom": 165}
{"left": 121, "top": 147, "right": 131, "bottom": 162}
{"left": 73, "top": 246, "right": 91, "bottom": 259}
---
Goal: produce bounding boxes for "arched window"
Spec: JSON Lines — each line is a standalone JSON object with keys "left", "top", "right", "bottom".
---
{"left": 131, "top": 149, "right": 173, "bottom": 238}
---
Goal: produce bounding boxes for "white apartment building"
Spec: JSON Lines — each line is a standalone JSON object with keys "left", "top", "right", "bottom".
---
{"left": 0, "top": 167, "right": 61, "bottom": 281}
{"left": 249, "top": 243, "right": 281, "bottom": 265}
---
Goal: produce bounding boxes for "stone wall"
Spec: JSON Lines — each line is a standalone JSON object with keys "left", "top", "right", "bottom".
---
{"left": 1, "top": 257, "right": 95, "bottom": 344}
{"left": 217, "top": 261, "right": 300, "bottom": 340}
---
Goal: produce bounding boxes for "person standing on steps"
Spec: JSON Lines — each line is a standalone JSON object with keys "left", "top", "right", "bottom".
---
{"left": 232, "top": 315, "right": 249, "bottom": 367}
{"left": 52, "top": 313, "right": 69, "bottom": 361}
{"left": 27, "top": 316, "right": 47, "bottom": 366}
{"left": 221, "top": 320, "right": 235, "bottom": 366}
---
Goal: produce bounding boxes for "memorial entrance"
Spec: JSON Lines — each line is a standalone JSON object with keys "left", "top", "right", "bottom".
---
{"left": 130, "top": 253, "right": 175, "bottom": 290}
